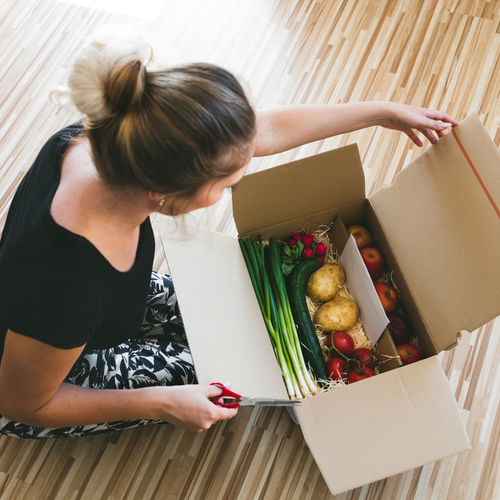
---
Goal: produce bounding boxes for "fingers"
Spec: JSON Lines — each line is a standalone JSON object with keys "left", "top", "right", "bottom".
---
{"left": 206, "top": 381, "right": 235, "bottom": 405}
{"left": 213, "top": 405, "right": 239, "bottom": 421}
{"left": 424, "top": 120, "right": 453, "bottom": 134}
{"left": 407, "top": 126, "right": 441, "bottom": 147}
{"left": 206, "top": 383, "right": 226, "bottom": 399}
{"left": 408, "top": 126, "right": 442, "bottom": 147}
{"left": 405, "top": 129, "right": 424, "bottom": 147}
{"left": 408, "top": 108, "right": 457, "bottom": 146}
{"left": 419, "top": 127, "right": 439, "bottom": 144}
{"left": 204, "top": 384, "right": 239, "bottom": 421}
{"left": 422, "top": 108, "right": 458, "bottom": 127}
{"left": 418, "top": 120, "right": 453, "bottom": 145}
{"left": 420, "top": 108, "right": 456, "bottom": 142}
{"left": 158, "top": 384, "right": 239, "bottom": 432}
{"left": 391, "top": 105, "right": 456, "bottom": 147}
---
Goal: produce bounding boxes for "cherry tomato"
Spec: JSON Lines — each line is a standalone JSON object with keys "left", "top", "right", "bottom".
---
{"left": 326, "top": 357, "right": 348, "bottom": 381}
{"left": 347, "top": 366, "right": 375, "bottom": 383}
{"left": 324, "top": 332, "right": 355, "bottom": 357}
{"left": 349, "top": 348, "right": 377, "bottom": 370}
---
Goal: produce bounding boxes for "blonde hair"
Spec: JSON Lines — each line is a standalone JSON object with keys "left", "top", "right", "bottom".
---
{"left": 51, "top": 37, "right": 256, "bottom": 213}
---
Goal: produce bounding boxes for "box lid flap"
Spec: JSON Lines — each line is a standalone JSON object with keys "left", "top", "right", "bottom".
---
{"left": 157, "top": 217, "right": 288, "bottom": 400}
{"left": 233, "top": 145, "right": 365, "bottom": 237}
{"left": 370, "top": 114, "right": 500, "bottom": 351}
{"left": 296, "top": 356, "right": 470, "bottom": 495}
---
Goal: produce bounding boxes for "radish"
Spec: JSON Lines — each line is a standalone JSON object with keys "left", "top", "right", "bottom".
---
{"left": 301, "top": 234, "right": 313, "bottom": 247}
{"left": 302, "top": 247, "right": 314, "bottom": 259}
{"left": 287, "top": 238, "right": 297, "bottom": 248}
{"left": 315, "top": 242, "right": 326, "bottom": 256}
{"left": 315, "top": 256, "right": 325, "bottom": 264}
{"left": 292, "top": 232, "right": 302, "bottom": 241}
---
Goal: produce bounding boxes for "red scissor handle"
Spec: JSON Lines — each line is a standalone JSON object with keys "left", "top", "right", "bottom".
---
{"left": 210, "top": 382, "right": 241, "bottom": 408}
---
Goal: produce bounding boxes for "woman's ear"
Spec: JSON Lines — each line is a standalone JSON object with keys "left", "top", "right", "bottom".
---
{"left": 148, "top": 191, "right": 167, "bottom": 212}
{"left": 148, "top": 191, "right": 164, "bottom": 203}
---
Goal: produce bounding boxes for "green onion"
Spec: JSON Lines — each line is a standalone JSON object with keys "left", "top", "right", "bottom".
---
{"left": 239, "top": 236, "right": 319, "bottom": 399}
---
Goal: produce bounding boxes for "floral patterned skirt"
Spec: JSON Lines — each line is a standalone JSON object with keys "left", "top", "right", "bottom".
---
{"left": 0, "top": 271, "right": 197, "bottom": 439}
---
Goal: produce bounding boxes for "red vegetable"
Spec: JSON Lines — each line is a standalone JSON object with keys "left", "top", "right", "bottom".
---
{"left": 287, "top": 238, "right": 297, "bottom": 248}
{"left": 326, "top": 357, "right": 348, "bottom": 381}
{"left": 348, "top": 366, "right": 375, "bottom": 383}
{"left": 315, "top": 242, "right": 326, "bottom": 256}
{"left": 302, "top": 247, "right": 314, "bottom": 259}
{"left": 315, "top": 256, "right": 325, "bottom": 264}
{"left": 301, "top": 234, "right": 314, "bottom": 247}
{"left": 324, "top": 332, "right": 354, "bottom": 358}
{"left": 291, "top": 232, "right": 302, "bottom": 241}
{"left": 349, "top": 348, "right": 377, "bottom": 370}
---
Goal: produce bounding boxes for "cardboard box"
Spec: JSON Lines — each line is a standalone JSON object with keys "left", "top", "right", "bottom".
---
{"left": 158, "top": 113, "right": 500, "bottom": 495}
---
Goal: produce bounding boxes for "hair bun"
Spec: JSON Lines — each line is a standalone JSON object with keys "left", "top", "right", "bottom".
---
{"left": 51, "top": 36, "right": 152, "bottom": 121}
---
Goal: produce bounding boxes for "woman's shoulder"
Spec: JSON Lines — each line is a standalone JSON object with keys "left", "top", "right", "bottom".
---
{"left": 44, "top": 122, "right": 84, "bottom": 156}
{"left": 17, "top": 122, "right": 84, "bottom": 186}
{"left": 52, "top": 121, "right": 84, "bottom": 142}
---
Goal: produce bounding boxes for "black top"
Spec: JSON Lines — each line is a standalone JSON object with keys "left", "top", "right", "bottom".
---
{"left": 0, "top": 123, "right": 155, "bottom": 361}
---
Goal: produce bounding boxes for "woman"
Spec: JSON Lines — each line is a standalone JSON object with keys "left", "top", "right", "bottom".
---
{"left": 0, "top": 37, "right": 457, "bottom": 438}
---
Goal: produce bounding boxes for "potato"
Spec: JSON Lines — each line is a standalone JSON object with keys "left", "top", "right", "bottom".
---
{"left": 314, "top": 296, "right": 359, "bottom": 332}
{"left": 307, "top": 263, "right": 345, "bottom": 303}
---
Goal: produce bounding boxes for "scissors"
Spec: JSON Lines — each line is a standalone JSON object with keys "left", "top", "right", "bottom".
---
{"left": 210, "top": 382, "right": 300, "bottom": 408}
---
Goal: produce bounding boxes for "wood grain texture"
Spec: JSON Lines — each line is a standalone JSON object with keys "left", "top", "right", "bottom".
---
{"left": 1, "top": 0, "right": 500, "bottom": 498}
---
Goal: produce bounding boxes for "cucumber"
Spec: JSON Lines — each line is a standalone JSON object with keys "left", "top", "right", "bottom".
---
{"left": 287, "top": 260, "right": 329, "bottom": 384}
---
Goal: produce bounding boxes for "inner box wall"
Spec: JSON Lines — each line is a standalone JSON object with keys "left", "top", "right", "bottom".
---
{"left": 240, "top": 201, "right": 366, "bottom": 241}
{"left": 365, "top": 201, "right": 437, "bottom": 357}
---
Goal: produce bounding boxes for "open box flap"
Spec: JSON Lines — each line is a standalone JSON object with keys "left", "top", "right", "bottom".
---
{"left": 157, "top": 217, "right": 288, "bottom": 400}
{"left": 296, "top": 356, "right": 470, "bottom": 495}
{"left": 233, "top": 145, "right": 365, "bottom": 238}
{"left": 369, "top": 114, "right": 500, "bottom": 352}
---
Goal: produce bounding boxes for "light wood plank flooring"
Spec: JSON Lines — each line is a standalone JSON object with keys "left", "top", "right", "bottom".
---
{"left": 1, "top": 0, "right": 500, "bottom": 498}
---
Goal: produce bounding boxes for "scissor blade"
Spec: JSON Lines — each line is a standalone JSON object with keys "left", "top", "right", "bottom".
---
{"left": 239, "top": 398, "right": 300, "bottom": 407}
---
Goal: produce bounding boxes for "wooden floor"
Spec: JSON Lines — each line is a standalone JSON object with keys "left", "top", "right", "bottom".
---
{"left": 1, "top": 0, "right": 500, "bottom": 498}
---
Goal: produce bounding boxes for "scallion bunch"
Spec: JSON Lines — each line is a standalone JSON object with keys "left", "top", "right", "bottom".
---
{"left": 239, "top": 236, "right": 319, "bottom": 399}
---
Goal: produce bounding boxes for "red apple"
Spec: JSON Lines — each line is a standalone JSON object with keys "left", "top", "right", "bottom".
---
{"left": 374, "top": 282, "right": 398, "bottom": 312}
{"left": 347, "top": 225, "right": 373, "bottom": 249}
{"left": 396, "top": 343, "right": 424, "bottom": 365}
{"left": 387, "top": 312, "right": 412, "bottom": 345}
{"left": 360, "top": 247, "right": 384, "bottom": 280}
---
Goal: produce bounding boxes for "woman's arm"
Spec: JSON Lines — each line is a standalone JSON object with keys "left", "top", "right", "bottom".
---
{"left": 0, "top": 330, "right": 235, "bottom": 432}
{"left": 253, "top": 101, "right": 458, "bottom": 157}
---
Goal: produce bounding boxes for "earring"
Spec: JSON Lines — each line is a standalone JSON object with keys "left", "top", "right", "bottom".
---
{"left": 158, "top": 199, "right": 165, "bottom": 207}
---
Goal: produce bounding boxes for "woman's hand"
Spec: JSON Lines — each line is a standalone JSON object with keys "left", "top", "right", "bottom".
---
{"left": 152, "top": 384, "right": 238, "bottom": 432}
{"left": 377, "top": 103, "right": 458, "bottom": 147}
